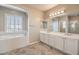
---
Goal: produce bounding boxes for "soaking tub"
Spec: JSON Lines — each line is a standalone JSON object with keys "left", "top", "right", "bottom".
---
{"left": 0, "top": 34, "right": 27, "bottom": 53}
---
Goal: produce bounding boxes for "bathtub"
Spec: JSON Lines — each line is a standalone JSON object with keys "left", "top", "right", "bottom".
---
{"left": 0, "top": 34, "right": 27, "bottom": 53}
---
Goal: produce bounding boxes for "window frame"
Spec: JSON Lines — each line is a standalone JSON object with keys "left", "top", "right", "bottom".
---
{"left": 5, "top": 14, "right": 23, "bottom": 33}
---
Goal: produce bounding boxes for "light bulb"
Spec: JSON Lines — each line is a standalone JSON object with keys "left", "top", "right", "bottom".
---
{"left": 61, "top": 10, "right": 64, "bottom": 13}
{"left": 49, "top": 14, "right": 51, "bottom": 16}
{"left": 58, "top": 11, "right": 60, "bottom": 14}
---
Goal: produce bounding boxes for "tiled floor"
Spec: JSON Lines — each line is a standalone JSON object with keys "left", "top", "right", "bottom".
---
{"left": 1, "top": 42, "right": 64, "bottom": 55}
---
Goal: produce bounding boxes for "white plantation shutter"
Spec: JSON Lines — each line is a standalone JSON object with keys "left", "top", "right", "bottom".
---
{"left": 5, "top": 14, "right": 23, "bottom": 33}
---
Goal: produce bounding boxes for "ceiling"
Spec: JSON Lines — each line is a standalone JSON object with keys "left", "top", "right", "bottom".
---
{"left": 26, "top": 4, "right": 58, "bottom": 11}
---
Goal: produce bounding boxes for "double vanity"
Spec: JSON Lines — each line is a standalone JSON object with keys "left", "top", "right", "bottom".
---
{"left": 40, "top": 31, "right": 79, "bottom": 55}
{"left": 40, "top": 7, "right": 79, "bottom": 55}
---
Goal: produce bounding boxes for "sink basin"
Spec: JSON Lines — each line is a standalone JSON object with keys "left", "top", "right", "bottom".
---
{"left": 64, "top": 33, "right": 72, "bottom": 36}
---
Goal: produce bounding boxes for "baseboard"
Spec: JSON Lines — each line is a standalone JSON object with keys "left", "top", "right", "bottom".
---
{"left": 28, "top": 41, "right": 40, "bottom": 45}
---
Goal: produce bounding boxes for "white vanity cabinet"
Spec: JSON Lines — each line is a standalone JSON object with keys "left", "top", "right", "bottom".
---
{"left": 48, "top": 34, "right": 55, "bottom": 47}
{"left": 40, "top": 32, "right": 79, "bottom": 55}
{"left": 48, "top": 34, "right": 64, "bottom": 51}
{"left": 64, "top": 38, "right": 79, "bottom": 55}
{"left": 44, "top": 34, "right": 49, "bottom": 44}
{"left": 54, "top": 36, "right": 64, "bottom": 51}
{"left": 40, "top": 33, "right": 49, "bottom": 44}
{"left": 40, "top": 32, "right": 64, "bottom": 51}
{"left": 40, "top": 33, "right": 45, "bottom": 42}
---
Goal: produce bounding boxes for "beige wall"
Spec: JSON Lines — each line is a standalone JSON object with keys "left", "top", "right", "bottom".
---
{"left": 65, "top": 4, "right": 79, "bottom": 13}
{"left": 0, "top": 10, "right": 4, "bottom": 31}
{"left": 13, "top": 4, "right": 44, "bottom": 43}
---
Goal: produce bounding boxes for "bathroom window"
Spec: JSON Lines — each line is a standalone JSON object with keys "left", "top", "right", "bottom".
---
{"left": 5, "top": 14, "right": 23, "bottom": 33}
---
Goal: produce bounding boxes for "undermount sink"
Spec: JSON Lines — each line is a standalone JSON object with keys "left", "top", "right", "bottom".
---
{"left": 64, "top": 33, "right": 72, "bottom": 36}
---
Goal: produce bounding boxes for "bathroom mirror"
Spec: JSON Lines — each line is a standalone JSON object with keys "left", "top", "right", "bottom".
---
{"left": 59, "top": 16, "right": 67, "bottom": 33}
{"left": 51, "top": 18, "right": 59, "bottom": 32}
{"left": 68, "top": 16, "right": 79, "bottom": 34}
{"left": 51, "top": 16, "right": 67, "bottom": 33}
{"left": 42, "top": 21, "right": 47, "bottom": 29}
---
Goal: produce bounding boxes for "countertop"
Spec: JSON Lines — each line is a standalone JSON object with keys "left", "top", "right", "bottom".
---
{"left": 40, "top": 31, "right": 79, "bottom": 40}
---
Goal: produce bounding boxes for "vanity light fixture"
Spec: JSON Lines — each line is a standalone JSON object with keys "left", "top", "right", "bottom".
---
{"left": 49, "top": 9, "right": 64, "bottom": 17}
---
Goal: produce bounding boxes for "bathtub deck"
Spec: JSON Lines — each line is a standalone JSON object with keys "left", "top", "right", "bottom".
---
{"left": 1, "top": 42, "right": 64, "bottom": 55}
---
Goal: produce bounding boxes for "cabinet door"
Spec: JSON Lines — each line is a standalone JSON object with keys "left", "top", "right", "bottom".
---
{"left": 40, "top": 33, "right": 45, "bottom": 42}
{"left": 48, "top": 34, "right": 55, "bottom": 47}
{"left": 40, "top": 33, "right": 49, "bottom": 44}
{"left": 54, "top": 36, "right": 64, "bottom": 51}
{"left": 43, "top": 34, "right": 49, "bottom": 44}
{"left": 64, "top": 39, "right": 78, "bottom": 55}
